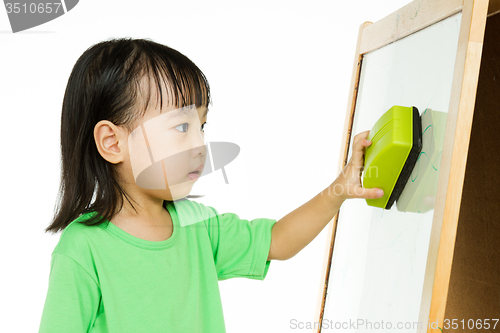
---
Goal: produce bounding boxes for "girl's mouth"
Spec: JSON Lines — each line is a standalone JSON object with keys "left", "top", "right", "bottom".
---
{"left": 187, "top": 171, "right": 200, "bottom": 181}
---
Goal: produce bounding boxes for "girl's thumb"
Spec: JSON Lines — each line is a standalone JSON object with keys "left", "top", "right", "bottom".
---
{"left": 362, "top": 188, "right": 384, "bottom": 199}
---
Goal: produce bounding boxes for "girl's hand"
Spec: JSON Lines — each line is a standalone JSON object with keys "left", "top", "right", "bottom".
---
{"left": 334, "top": 130, "right": 384, "bottom": 201}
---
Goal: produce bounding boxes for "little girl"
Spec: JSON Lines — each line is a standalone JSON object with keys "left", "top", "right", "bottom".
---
{"left": 39, "top": 37, "right": 383, "bottom": 333}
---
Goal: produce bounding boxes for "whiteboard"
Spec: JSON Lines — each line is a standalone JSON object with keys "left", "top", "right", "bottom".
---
{"left": 322, "top": 13, "right": 462, "bottom": 333}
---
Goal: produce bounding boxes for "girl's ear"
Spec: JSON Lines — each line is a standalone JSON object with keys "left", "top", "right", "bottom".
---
{"left": 94, "top": 120, "right": 127, "bottom": 164}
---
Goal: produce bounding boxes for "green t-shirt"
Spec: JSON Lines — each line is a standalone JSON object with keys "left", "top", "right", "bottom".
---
{"left": 39, "top": 199, "right": 276, "bottom": 333}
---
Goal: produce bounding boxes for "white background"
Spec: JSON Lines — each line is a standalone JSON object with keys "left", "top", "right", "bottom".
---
{"left": 0, "top": 1, "right": 412, "bottom": 332}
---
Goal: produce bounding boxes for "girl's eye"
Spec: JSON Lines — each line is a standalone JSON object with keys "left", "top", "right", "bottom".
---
{"left": 175, "top": 123, "right": 189, "bottom": 133}
{"left": 174, "top": 122, "right": 207, "bottom": 133}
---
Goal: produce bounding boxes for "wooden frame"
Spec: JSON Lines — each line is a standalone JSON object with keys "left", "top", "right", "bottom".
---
{"left": 315, "top": 0, "right": 499, "bottom": 332}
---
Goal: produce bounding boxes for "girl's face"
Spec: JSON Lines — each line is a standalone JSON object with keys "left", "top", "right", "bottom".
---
{"left": 126, "top": 101, "right": 208, "bottom": 201}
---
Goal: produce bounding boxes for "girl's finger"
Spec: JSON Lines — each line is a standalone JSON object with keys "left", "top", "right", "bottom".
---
{"left": 355, "top": 186, "right": 384, "bottom": 199}
{"left": 351, "top": 138, "right": 370, "bottom": 165}
{"left": 353, "top": 130, "right": 370, "bottom": 142}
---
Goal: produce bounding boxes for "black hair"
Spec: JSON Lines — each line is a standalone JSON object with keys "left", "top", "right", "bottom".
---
{"left": 45, "top": 37, "right": 211, "bottom": 233}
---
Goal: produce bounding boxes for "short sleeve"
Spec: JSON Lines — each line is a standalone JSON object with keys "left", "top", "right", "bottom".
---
{"left": 39, "top": 253, "right": 101, "bottom": 333}
{"left": 203, "top": 207, "right": 276, "bottom": 281}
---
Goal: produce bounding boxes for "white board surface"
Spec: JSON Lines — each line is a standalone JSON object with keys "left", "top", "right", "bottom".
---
{"left": 322, "top": 12, "right": 462, "bottom": 333}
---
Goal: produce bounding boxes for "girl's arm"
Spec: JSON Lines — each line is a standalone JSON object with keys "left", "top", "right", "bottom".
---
{"left": 39, "top": 253, "right": 101, "bottom": 332}
{"left": 267, "top": 131, "right": 384, "bottom": 261}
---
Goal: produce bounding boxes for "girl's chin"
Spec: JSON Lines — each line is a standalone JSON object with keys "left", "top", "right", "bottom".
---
{"left": 167, "top": 183, "right": 195, "bottom": 200}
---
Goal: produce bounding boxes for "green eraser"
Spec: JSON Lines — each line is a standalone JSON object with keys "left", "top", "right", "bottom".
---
{"left": 362, "top": 105, "right": 423, "bottom": 210}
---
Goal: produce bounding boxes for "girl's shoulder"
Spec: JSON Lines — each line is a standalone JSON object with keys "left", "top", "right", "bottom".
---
{"left": 169, "top": 199, "right": 219, "bottom": 227}
{"left": 53, "top": 211, "right": 107, "bottom": 257}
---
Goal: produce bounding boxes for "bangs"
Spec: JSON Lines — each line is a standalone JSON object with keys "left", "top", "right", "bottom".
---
{"left": 134, "top": 47, "right": 211, "bottom": 117}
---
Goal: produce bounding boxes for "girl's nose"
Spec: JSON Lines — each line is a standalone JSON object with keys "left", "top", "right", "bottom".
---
{"left": 191, "top": 130, "right": 207, "bottom": 156}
